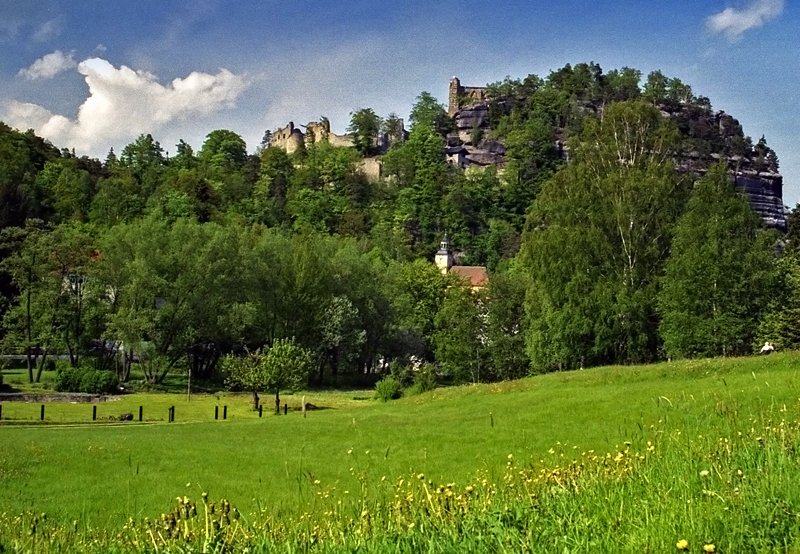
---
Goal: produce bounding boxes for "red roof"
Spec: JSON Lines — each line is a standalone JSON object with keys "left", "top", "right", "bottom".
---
{"left": 449, "top": 265, "right": 489, "bottom": 288}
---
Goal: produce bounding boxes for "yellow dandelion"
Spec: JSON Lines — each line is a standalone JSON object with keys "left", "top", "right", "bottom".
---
{"left": 676, "top": 539, "right": 689, "bottom": 550}
{"left": 703, "top": 544, "right": 716, "bottom": 553}
{"left": 700, "top": 470, "right": 710, "bottom": 478}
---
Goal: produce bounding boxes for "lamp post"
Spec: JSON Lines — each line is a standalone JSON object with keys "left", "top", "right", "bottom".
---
{"left": 68, "top": 272, "right": 86, "bottom": 366}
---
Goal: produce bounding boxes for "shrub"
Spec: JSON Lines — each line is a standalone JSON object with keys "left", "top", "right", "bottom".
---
{"left": 413, "top": 363, "right": 437, "bottom": 393}
{"left": 55, "top": 364, "right": 118, "bottom": 394}
{"left": 374, "top": 375, "right": 403, "bottom": 402}
{"left": 80, "top": 368, "right": 118, "bottom": 394}
{"left": 54, "top": 364, "right": 81, "bottom": 392}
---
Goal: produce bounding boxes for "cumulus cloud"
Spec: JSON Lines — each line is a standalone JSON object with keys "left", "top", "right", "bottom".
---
{"left": 4, "top": 57, "right": 249, "bottom": 155}
{"left": 706, "top": 0, "right": 785, "bottom": 41}
{"left": 18, "top": 50, "right": 76, "bottom": 80}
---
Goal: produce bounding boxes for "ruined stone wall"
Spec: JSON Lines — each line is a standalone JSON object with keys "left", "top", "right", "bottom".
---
{"left": 448, "top": 77, "right": 489, "bottom": 116}
{"left": 272, "top": 119, "right": 354, "bottom": 153}
{"left": 271, "top": 121, "right": 305, "bottom": 154}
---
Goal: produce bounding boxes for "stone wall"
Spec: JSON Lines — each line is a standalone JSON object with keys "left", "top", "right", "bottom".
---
{"left": 448, "top": 77, "right": 489, "bottom": 116}
{"left": 271, "top": 121, "right": 305, "bottom": 154}
{"left": 271, "top": 119, "right": 354, "bottom": 153}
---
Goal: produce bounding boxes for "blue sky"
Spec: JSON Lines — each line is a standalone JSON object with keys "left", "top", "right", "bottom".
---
{"left": 1, "top": 0, "right": 798, "bottom": 204}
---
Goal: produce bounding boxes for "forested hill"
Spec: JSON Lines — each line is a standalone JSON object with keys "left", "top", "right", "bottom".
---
{"left": 0, "top": 62, "right": 797, "bottom": 387}
{"left": 452, "top": 64, "right": 785, "bottom": 233}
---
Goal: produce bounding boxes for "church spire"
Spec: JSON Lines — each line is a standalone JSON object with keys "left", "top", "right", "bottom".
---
{"left": 435, "top": 233, "right": 453, "bottom": 274}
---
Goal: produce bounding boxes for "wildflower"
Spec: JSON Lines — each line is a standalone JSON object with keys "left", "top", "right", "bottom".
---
{"left": 347, "top": 449, "right": 353, "bottom": 455}
{"left": 417, "top": 473, "right": 425, "bottom": 480}
{"left": 699, "top": 470, "right": 710, "bottom": 478}
{"left": 703, "top": 544, "right": 716, "bottom": 553}
{"left": 676, "top": 539, "right": 689, "bottom": 550}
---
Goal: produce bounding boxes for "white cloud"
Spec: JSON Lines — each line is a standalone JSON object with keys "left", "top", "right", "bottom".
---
{"left": 32, "top": 17, "right": 63, "bottom": 42}
{"left": 4, "top": 57, "right": 249, "bottom": 155}
{"left": 18, "top": 50, "right": 76, "bottom": 80}
{"left": 706, "top": 0, "right": 785, "bottom": 41}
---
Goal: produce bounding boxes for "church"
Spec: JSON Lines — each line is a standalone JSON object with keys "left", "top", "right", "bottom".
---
{"left": 434, "top": 235, "right": 488, "bottom": 290}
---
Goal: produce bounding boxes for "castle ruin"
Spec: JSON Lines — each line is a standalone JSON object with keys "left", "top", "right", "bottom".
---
{"left": 270, "top": 119, "right": 356, "bottom": 154}
{"left": 448, "top": 77, "right": 489, "bottom": 116}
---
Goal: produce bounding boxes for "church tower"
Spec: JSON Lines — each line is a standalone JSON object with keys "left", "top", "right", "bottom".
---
{"left": 435, "top": 233, "right": 453, "bottom": 274}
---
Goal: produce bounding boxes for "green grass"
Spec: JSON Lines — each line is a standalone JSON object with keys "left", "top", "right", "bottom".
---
{"left": 1, "top": 353, "right": 800, "bottom": 551}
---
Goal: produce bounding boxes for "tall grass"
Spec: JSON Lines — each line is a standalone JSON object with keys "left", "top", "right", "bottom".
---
{"left": 2, "top": 411, "right": 799, "bottom": 552}
{"left": 2, "top": 353, "right": 800, "bottom": 551}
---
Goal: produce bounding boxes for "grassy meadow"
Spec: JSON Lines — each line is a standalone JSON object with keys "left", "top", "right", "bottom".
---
{"left": 2, "top": 353, "right": 800, "bottom": 551}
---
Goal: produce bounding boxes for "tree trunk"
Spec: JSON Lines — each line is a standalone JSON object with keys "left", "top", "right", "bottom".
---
{"left": 274, "top": 389, "right": 280, "bottom": 415}
{"left": 25, "top": 258, "right": 34, "bottom": 383}
{"left": 34, "top": 349, "right": 47, "bottom": 383}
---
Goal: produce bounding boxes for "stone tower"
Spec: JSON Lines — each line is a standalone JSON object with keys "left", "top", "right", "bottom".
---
{"left": 448, "top": 77, "right": 462, "bottom": 117}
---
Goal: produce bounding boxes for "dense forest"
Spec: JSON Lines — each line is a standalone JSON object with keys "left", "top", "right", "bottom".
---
{"left": 1, "top": 62, "right": 797, "bottom": 389}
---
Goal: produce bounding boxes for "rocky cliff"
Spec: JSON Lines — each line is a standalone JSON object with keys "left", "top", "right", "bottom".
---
{"left": 447, "top": 83, "right": 787, "bottom": 230}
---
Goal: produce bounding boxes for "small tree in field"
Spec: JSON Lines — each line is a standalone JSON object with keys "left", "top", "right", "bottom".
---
{"left": 223, "top": 339, "right": 312, "bottom": 413}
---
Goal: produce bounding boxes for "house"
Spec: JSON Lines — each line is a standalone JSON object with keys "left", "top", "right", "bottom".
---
{"left": 434, "top": 234, "right": 488, "bottom": 290}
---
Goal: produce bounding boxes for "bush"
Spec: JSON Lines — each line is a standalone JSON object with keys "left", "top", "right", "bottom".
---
{"left": 54, "top": 364, "right": 81, "bottom": 392}
{"left": 55, "top": 364, "right": 118, "bottom": 394}
{"left": 413, "top": 363, "right": 437, "bottom": 393}
{"left": 374, "top": 375, "right": 403, "bottom": 402}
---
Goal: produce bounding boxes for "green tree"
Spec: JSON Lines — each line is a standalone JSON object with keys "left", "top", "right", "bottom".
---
{"left": 432, "top": 284, "right": 486, "bottom": 383}
{"left": 347, "top": 108, "right": 382, "bottom": 156}
{"left": 388, "top": 258, "right": 447, "bottom": 360}
{"left": 35, "top": 157, "right": 95, "bottom": 223}
{"left": 0, "top": 124, "right": 60, "bottom": 228}
{"left": 223, "top": 338, "right": 312, "bottom": 413}
{"left": 757, "top": 252, "right": 800, "bottom": 350}
{"left": 199, "top": 129, "right": 248, "bottom": 173}
{"left": 98, "top": 217, "right": 247, "bottom": 383}
{"left": 658, "top": 164, "right": 779, "bottom": 358}
{"left": 90, "top": 170, "right": 144, "bottom": 226}
{"left": 408, "top": 91, "right": 451, "bottom": 135}
{"left": 120, "top": 134, "right": 166, "bottom": 198}
{"left": 383, "top": 125, "right": 452, "bottom": 256}
{"left": 250, "top": 147, "right": 294, "bottom": 225}
{"left": 604, "top": 67, "right": 642, "bottom": 102}
{"left": 484, "top": 268, "right": 530, "bottom": 380}
{"left": 382, "top": 112, "right": 405, "bottom": 148}
{"left": 1, "top": 221, "right": 100, "bottom": 375}
{"left": 171, "top": 140, "right": 198, "bottom": 170}
{"left": 520, "top": 100, "right": 687, "bottom": 370}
